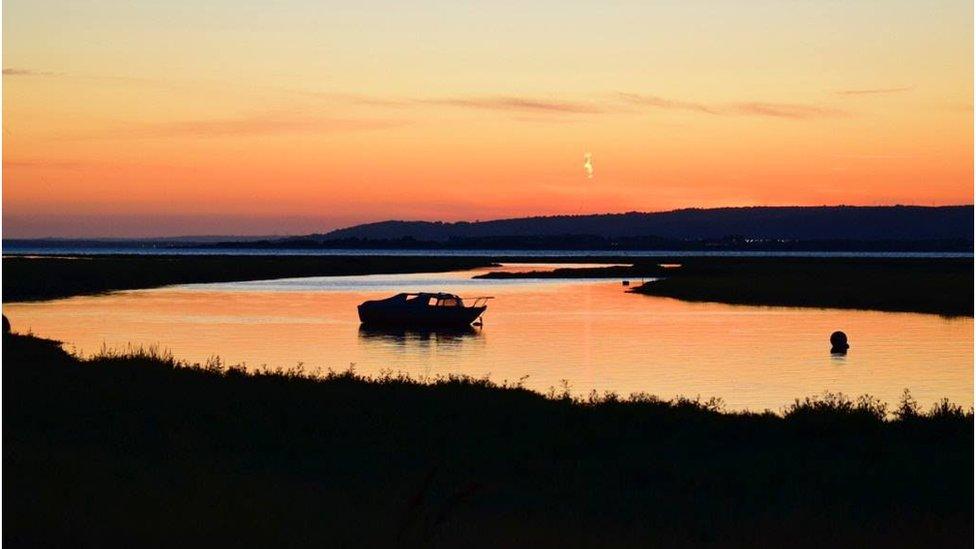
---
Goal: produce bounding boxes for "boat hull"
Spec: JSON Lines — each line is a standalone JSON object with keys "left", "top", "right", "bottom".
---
{"left": 358, "top": 304, "right": 486, "bottom": 327}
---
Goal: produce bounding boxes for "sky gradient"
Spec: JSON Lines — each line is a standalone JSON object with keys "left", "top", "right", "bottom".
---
{"left": 3, "top": 0, "right": 973, "bottom": 237}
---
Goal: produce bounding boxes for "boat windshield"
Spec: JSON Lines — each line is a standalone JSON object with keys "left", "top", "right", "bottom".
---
{"left": 398, "top": 294, "right": 492, "bottom": 307}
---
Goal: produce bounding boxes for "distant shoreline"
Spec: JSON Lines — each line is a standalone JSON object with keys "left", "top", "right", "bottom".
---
{"left": 4, "top": 205, "right": 974, "bottom": 255}
{"left": 3, "top": 246, "right": 973, "bottom": 258}
{"left": 1, "top": 255, "right": 495, "bottom": 303}
{"left": 3, "top": 254, "right": 972, "bottom": 317}
{"left": 478, "top": 257, "right": 974, "bottom": 317}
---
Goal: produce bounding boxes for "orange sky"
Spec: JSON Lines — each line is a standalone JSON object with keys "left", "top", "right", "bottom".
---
{"left": 3, "top": 0, "right": 973, "bottom": 237}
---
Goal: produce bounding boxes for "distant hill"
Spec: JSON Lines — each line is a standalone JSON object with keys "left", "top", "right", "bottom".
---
{"left": 10, "top": 206, "right": 969, "bottom": 253}
{"left": 307, "top": 206, "right": 973, "bottom": 243}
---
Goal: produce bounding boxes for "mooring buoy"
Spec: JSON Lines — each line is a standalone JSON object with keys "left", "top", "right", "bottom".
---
{"left": 830, "top": 331, "right": 849, "bottom": 355}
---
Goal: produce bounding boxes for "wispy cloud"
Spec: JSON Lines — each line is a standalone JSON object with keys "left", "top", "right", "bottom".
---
{"left": 617, "top": 93, "right": 846, "bottom": 119}
{"left": 70, "top": 113, "right": 408, "bottom": 140}
{"left": 835, "top": 86, "right": 913, "bottom": 96}
{"left": 142, "top": 116, "right": 406, "bottom": 137}
{"left": 319, "top": 91, "right": 844, "bottom": 119}
{"left": 3, "top": 68, "right": 60, "bottom": 76}
{"left": 416, "top": 96, "right": 602, "bottom": 114}
{"left": 333, "top": 93, "right": 602, "bottom": 114}
{"left": 345, "top": 95, "right": 416, "bottom": 108}
{"left": 729, "top": 102, "right": 846, "bottom": 119}
{"left": 616, "top": 93, "right": 720, "bottom": 115}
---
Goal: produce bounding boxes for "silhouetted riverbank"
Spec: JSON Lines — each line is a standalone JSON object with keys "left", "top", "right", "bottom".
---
{"left": 632, "top": 258, "right": 973, "bottom": 317}
{"left": 478, "top": 258, "right": 974, "bottom": 316}
{"left": 7, "top": 255, "right": 971, "bottom": 319}
{"left": 4, "top": 331, "right": 972, "bottom": 547}
{"left": 1, "top": 255, "right": 494, "bottom": 302}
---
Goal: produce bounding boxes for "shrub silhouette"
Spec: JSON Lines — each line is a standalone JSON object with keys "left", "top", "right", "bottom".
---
{"left": 4, "top": 332, "right": 972, "bottom": 548}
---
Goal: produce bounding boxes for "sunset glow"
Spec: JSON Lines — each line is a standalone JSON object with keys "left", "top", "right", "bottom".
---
{"left": 3, "top": 0, "right": 973, "bottom": 237}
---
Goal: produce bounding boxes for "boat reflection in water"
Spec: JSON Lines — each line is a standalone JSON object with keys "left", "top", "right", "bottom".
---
{"left": 357, "top": 324, "right": 485, "bottom": 367}
{"left": 357, "top": 324, "right": 482, "bottom": 348}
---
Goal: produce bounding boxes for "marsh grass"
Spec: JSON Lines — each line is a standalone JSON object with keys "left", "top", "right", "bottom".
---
{"left": 82, "top": 342, "right": 969, "bottom": 423}
{"left": 5, "top": 332, "right": 973, "bottom": 548}
{"left": 631, "top": 257, "right": 974, "bottom": 316}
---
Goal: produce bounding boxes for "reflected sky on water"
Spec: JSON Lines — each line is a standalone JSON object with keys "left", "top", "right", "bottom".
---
{"left": 4, "top": 264, "right": 971, "bottom": 412}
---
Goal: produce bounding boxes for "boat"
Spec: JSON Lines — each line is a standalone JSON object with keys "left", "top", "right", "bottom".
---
{"left": 357, "top": 292, "right": 492, "bottom": 327}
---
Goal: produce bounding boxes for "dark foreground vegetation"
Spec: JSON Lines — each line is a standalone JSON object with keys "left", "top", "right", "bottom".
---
{"left": 4, "top": 331, "right": 972, "bottom": 547}
{"left": 480, "top": 258, "right": 974, "bottom": 317}
{"left": 1, "top": 255, "right": 493, "bottom": 302}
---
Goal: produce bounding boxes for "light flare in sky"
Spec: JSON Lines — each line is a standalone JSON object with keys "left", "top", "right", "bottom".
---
{"left": 583, "top": 152, "right": 594, "bottom": 179}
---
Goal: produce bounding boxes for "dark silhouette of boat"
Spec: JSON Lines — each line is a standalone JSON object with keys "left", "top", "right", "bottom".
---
{"left": 357, "top": 293, "right": 493, "bottom": 327}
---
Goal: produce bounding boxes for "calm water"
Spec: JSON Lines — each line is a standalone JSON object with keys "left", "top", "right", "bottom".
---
{"left": 4, "top": 263, "right": 972, "bottom": 412}
{"left": 3, "top": 245, "right": 972, "bottom": 258}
